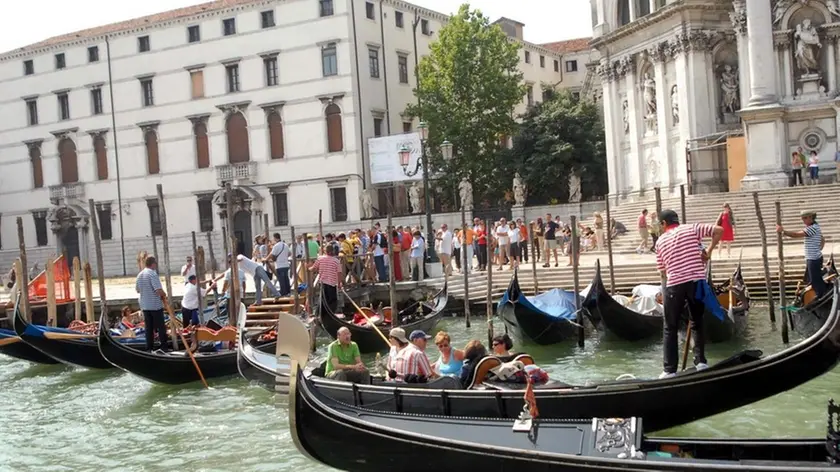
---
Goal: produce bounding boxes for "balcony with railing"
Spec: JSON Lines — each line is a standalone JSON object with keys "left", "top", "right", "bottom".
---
{"left": 49, "top": 182, "right": 85, "bottom": 203}
{"left": 216, "top": 162, "right": 257, "bottom": 186}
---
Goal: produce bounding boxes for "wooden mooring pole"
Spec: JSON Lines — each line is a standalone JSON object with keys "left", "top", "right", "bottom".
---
{"left": 88, "top": 199, "right": 108, "bottom": 326}
{"left": 225, "top": 182, "right": 240, "bottom": 326}
{"left": 462, "top": 207, "right": 471, "bottom": 328}
{"left": 570, "top": 215, "right": 584, "bottom": 348}
{"left": 318, "top": 210, "right": 325, "bottom": 255}
{"left": 156, "top": 185, "right": 173, "bottom": 312}
{"left": 72, "top": 257, "right": 82, "bottom": 321}
{"left": 680, "top": 184, "right": 687, "bottom": 224}
{"left": 46, "top": 256, "right": 56, "bottom": 326}
{"left": 775, "top": 201, "right": 789, "bottom": 343}
{"left": 604, "top": 194, "right": 615, "bottom": 294}
{"left": 290, "top": 227, "right": 301, "bottom": 316}
{"left": 192, "top": 232, "right": 205, "bottom": 323}
{"left": 303, "top": 232, "right": 313, "bottom": 313}
{"left": 528, "top": 218, "right": 539, "bottom": 296}
{"left": 485, "top": 219, "right": 494, "bottom": 346}
{"left": 387, "top": 214, "right": 398, "bottom": 327}
{"left": 84, "top": 263, "right": 94, "bottom": 324}
{"left": 753, "top": 192, "right": 776, "bottom": 321}
{"left": 16, "top": 217, "right": 31, "bottom": 322}
{"left": 654, "top": 187, "right": 662, "bottom": 216}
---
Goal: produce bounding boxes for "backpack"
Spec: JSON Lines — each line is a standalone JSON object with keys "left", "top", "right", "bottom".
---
{"left": 377, "top": 233, "right": 388, "bottom": 249}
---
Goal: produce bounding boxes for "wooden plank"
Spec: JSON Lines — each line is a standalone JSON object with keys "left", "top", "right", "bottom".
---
{"left": 73, "top": 257, "right": 81, "bottom": 321}
{"left": 16, "top": 217, "right": 30, "bottom": 322}
{"left": 88, "top": 199, "right": 107, "bottom": 325}
{"left": 84, "top": 262, "right": 94, "bottom": 323}
{"left": 46, "top": 256, "right": 56, "bottom": 327}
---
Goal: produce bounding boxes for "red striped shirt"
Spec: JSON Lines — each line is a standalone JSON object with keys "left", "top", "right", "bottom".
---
{"left": 388, "top": 345, "right": 433, "bottom": 381}
{"left": 656, "top": 224, "right": 715, "bottom": 287}
{"left": 312, "top": 255, "right": 341, "bottom": 287}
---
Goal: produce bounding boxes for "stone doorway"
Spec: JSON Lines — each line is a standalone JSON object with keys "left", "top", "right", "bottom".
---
{"left": 47, "top": 205, "right": 89, "bottom": 265}
{"left": 233, "top": 210, "right": 252, "bottom": 256}
{"left": 212, "top": 185, "right": 263, "bottom": 259}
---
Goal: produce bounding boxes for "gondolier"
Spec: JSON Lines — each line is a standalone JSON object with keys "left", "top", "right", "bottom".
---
{"left": 309, "top": 244, "right": 342, "bottom": 314}
{"left": 777, "top": 210, "right": 827, "bottom": 299}
{"left": 135, "top": 256, "right": 169, "bottom": 352}
{"left": 655, "top": 210, "right": 723, "bottom": 379}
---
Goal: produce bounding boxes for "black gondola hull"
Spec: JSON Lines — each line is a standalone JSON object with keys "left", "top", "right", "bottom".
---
{"left": 292, "top": 282, "right": 840, "bottom": 432}
{"left": 14, "top": 307, "right": 118, "bottom": 369}
{"left": 319, "top": 283, "right": 448, "bottom": 353}
{"left": 0, "top": 328, "right": 60, "bottom": 364}
{"left": 498, "top": 271, "right": 581, "bottom": 345}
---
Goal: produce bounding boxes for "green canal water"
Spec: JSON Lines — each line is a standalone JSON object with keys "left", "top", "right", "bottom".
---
{"left": 1, "top": 306, "right": 838, "bottom": 472}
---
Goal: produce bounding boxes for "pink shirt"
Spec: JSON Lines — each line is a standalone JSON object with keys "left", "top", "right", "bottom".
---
{"left": 312, "top": 255, "right": 341, "bottom": 287}
{"left": 656, "top": 224, "right": 715, "bottom": 287}
{"left": 638, "top": 214, "right": 648, "bottom": 229}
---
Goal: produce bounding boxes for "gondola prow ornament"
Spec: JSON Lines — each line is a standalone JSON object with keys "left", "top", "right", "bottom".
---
{"left": 513, "top": 376, "right": 540, "bottom": 441}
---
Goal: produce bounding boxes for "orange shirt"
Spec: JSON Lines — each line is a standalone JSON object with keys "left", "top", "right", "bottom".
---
{"left": 463, "top": 228, "right": 475, "bottom": 245}
{"left": 519, "top": 225, "right": 528, "bottom": 241}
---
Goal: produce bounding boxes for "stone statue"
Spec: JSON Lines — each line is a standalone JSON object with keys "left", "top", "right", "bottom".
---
{"left": 359, "top": 189, "right": 372, "bottom": 219}
{"left": 772, "top": 0, "right": 791, "bottom": 25}
{"left": 828, "top": 0, "right": 840, "bottom": 19}
{"left": 670, "top": 85, "right": 679, "bottom": 125}
{"left": 408, "top": 182, "right": 422, "bottom": 214}
{"left": 794, "top": 19, "right": 822, "bottom": 75}
{"left": 513, "top": 173, "right": 526, "bottom": 206}
{"left": 642, "top": 73, "right": 657, "bottom": 117}
{"left": 458, "top": 177, "right": 473, "bottom": 211}
{"left": 622, "top": 100, "right": 630, "bottom": 134}
{"left": 720, "top": 65, "right": 740, "bottom": 115}
{"left": 568, "top": 174, "right": 581, "bottom": 203}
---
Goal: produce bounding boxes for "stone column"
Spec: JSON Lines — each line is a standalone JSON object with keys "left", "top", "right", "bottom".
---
{"left": 629, "top": 0, "right": 637, "bottom": 22}
{"left": 826, "top": 30, "right": 838, "bottom": 96}
{"left": 731, "top": 1, "right": 752, "bottom": 106}
{"left": 649, "top": 0, "right": 657, "bottom": 14}
{"left": 651, "top": 46, "right": 672, "bottom": 189}
{"left": 622, "top": 56, "right": 645, "bottom": 194}
{"left": 779, "top": 40, "right": 794, "bottom": 99}
{"left": 745, "top": 0, "right": 778, "bottom": 106}
{"left": 599, "top": 63, "right": 620, "bottom": 196}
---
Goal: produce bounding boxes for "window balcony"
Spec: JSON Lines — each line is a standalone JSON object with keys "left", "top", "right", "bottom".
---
{"left": 49, "top": 182, "right": 85, "bottom": 203}
{"left": 216, "top": 161, "right": 257, "bottom": 186}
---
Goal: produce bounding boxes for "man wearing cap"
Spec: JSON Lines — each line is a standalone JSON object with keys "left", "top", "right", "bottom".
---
{"left": 325, "top": 327, "right": 369, "bottom": 383}
{"left": 655, "top": 209, "right": 724, "bottom": 379}
{"left": 387, "top": 328, "right": 435, "bottom": 382}
{"left": 778, "top": 210, "right": 827, "bottom": 298}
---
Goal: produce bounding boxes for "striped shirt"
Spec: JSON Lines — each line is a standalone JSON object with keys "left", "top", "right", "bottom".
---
{"left": 804, "top": 223, "right": 823, "bottom": 261}
{"left": 388, "top": 345, "right": 433, "bottom": 381}
{"left": 312, "top": 255, "right": 342, "bottom": 287}
{"left": 656, "top": 224, "right": 715, "bottom": 287}
{"left": 135, "top": 268, "right": 163, "bottom": 310}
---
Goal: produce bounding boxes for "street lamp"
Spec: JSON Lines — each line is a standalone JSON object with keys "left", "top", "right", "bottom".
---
{"left": 398, "top": 121, "right": 453, "bottom": 263}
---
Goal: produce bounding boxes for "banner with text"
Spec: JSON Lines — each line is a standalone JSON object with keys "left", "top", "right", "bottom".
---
{"left": 369, "top": 132, "right": 422, "bottom": 184}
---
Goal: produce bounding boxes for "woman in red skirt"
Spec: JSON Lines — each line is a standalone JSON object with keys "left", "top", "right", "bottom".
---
{"left": 716, "top": 203, "right": 735, "bottom": 257}
{"left": 391, "top": 229, "right": 403, "bottom": 281}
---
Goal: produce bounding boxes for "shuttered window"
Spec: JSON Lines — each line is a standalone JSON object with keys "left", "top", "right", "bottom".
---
{"left": 194, "top": 121, "right": 210, "bottom": 168}
{"left": 94, "top": 134, "right": 108, "bottom": 180}
{"left": 30, "top": 144, "right": 43, "bottom": 189}
{"left": 325, "top": 104, "right": 343, "bottom": 153}
{"left": 226, "top": 112, "right": 250, "bottom": 163}
{"left": 145, "top": 130, "right": 160, "bottom": 174}
{"left": 190, "top": 70, "right": 204, "bottom": 99}
{"left": 58, "top": 138, "right": 79, "bottom": 183}
{"left": 267, "top": 111, "right": 284, "bottom": 159}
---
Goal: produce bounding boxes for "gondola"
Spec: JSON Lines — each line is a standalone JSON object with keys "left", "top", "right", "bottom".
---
{"left": 318, "top": 281, "right": 448, "bottom": 354}
{"left": 583, "top": 261, "right": 749, "bottom": 343}
{"left": 0, "top": 297, "right": 60, "bottom": 364}
{"left": 272, "top": 281, "right": 840, "bottom": 432}
{"left": 498, "top": 270, "right": 582, "bottom": 345}
{"left": 790, "top": 255, "right": 838, "bottom": 338}
{"left": 289, "top": 362, "right": 840, "bottom": 471}
{"left": 13, "top": 302, "right": 149, "bottom": 369}
{"left": 236, "top": 311, "right": 309, "bottom": 391}
{"left": 99, "top": 302, "right": 273, "bottom": 385}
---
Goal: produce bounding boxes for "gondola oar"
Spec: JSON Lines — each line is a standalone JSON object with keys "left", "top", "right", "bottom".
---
{"left": 341, "top": 288, "right": 391, "bottom": 348}
{"left": 0, "top": 336, "right": 22, "bottom": 347}
{"left": 43, "top": 332, "right": 135, "bottom": 341}
{"left": 164, "top": 301, "right": 209, "bottom": 389}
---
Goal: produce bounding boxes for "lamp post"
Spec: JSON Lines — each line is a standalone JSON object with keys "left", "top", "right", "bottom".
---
{"left": 399, "top": 121, "right": 453, "bottom": 263}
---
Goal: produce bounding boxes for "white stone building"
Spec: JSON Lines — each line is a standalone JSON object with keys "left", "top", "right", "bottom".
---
{"left": 0, "top": 0, "right": 589, "bottom": 276}
{"left": 592, "top": 0, "right": 840, "bottom": 199}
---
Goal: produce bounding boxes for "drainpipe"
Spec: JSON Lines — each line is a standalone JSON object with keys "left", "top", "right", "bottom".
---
{"left": 350, "top": 0, "right": 367, "bottom": 190}
{"left": 105, "top": 36, "right": 127, "bottom": 276}
{"left": 379, "top": 0, "right": 392, "bottom": 135}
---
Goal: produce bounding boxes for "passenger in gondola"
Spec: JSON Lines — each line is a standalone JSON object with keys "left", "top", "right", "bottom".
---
{"left": 408, "top": 330, "right": 438, "bottom": 382}
{"left": 324, "top": 327, "right": 369, "bottom": 383}
{"left": 778, "top": 210, "right": 828, "bottom": 299}
{"left": 491, "top": 334, "right": 514, "bottom": 357}
{"left": 655, "top": 210, "right": 723, "bottom": 379}
{"left": 458, "top": 340, "right": 489, "bottom": 387}
{"left": 387, "top": 328, "right": 434, "bottom": 382}
{"left": 432, "top": 331, "right": 465, "bottom": 376}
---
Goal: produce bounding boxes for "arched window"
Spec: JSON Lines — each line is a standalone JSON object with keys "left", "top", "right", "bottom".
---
{"left": 325, "top": 103, "right": 343, "bottom": 153}
{"left": 618, "top": 0, "right": 631, "bottom": 26}
{"left": 30, "top": 144, "right": 43, "bottom": 189}
{"left": 58, "top": 138, "right": 79, "bottom": 184}
{"left": 194, "top": 121, "right": 210, "bottom": 169}
{"left": 94, "top": 135, "right": 108, "bottom": 180}
{"left": 226, "top": 111, "right": 250, "bottom": 164}
{"left": 145, "top": 130, "right": 160, "bottom": 175}
{"left": 267, "top": 111, "right": 285, "bottom": 159}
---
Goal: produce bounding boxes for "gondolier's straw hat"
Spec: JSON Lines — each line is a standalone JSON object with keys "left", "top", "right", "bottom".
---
{"left": 800, "top": 210, "right": 817, "bottom": 218}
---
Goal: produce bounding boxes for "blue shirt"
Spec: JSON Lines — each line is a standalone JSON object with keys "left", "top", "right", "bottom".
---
{"left": 410, "top": 237, "right": 424, "bottom": 258}
{"left": 136, "top": 268, "right": 163, "bottom": 311}
{"left": 804, "top": 223, "right": 822, "bottom": 261}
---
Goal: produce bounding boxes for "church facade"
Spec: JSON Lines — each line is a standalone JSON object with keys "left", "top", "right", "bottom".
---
{"left": 591, "top": 0, "right": 840, "bottom": 198}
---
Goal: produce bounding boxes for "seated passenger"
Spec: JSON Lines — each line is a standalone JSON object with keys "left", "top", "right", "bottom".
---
{"left": 433, "top": 331, "right": 465, "bottom": 376}
{"left": 458, "top": 340, "right": 488, "bottom": 387}
{"left": 324, "top": 327, "right": 369, "bottom": 383}
{"left": 409, "top": 330, "right": 438, "bottom": 380}
{"left": 387, "top": 328, "right": 434, "bottom": 383}
{"left": 491, "top": 334, "right": 514, "bottom": 357}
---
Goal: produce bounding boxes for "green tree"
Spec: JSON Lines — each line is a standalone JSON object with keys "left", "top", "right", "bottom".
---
{"left": 405, "top": 4, "right": 524, "bottom": 208}
{"left": 508, "top": 89, "right": 607, "bottom": 205}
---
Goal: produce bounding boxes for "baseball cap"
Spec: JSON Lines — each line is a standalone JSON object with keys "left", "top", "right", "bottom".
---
{"left": 409, "top": 330, "right": 432, "bottom": 341}
{"left": 389, "top": 327, "right": 408, "bottom": 343}
{"left": 659, "top": 209, "right": 680, "bottom": 226}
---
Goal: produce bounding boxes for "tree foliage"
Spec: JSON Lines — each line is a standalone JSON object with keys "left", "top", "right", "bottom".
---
{"left": 405, "top": 4, "right": 524, "bottom": 207}
{"left": 507, "top": 89, "right": 607, "bottom": 205}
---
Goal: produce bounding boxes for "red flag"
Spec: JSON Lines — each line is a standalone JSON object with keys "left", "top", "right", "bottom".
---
{"left": 524, "top": 376, "right": 539, "bottom": 418}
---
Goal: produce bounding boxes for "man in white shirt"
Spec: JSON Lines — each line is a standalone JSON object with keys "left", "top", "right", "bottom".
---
{"left": 495, "top": 218, "right": 510, "bottom": 270}
{"left": 237, "top": 253, "right": 281, "bottom": 305}
{"left": 216, "top": 255, "right": 247, "bottom": 301}
{"left": 181, "top": 275, "right": 216, "bottom": 327}
{"left": 180, "top": 256, "right": 196, "bottom": 284}
{"left": 507, "top": 221, "right": 521, "bottom": 268}
{"left": 269, "top": 233, "right": 292, "bottom": 296}
{"left": 436, "top": 224, "right": 453, "bottom": 276}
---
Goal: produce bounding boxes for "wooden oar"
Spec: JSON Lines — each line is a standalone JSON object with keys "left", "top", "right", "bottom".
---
{"left": 44, "top": 332, "right": 136, "bottom": 341}
{"left": 165, "top": 301, "right": 209, "bottom": 389}
{"left": 341, "top": 288, "right": 391, "bottom": 347}
{"left": 0, "top": 336, "right": 22, "bottom": 346}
